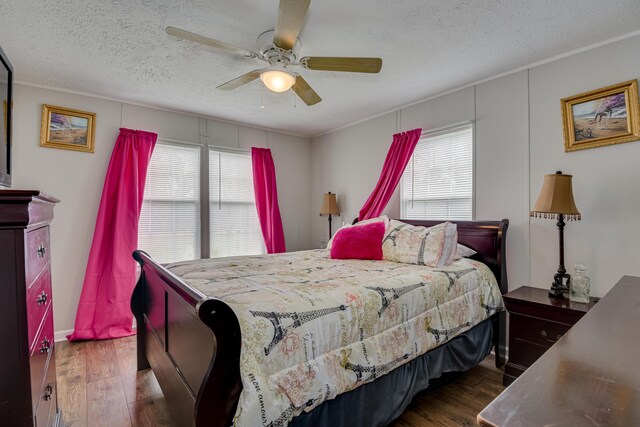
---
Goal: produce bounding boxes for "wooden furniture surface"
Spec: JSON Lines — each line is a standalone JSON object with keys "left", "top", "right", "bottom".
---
{"left": 131, "top": 219, "right": 508, "bottom": 427}
{"left": 0, "top": 190, "right": 61, "bottom": 426}
{"left": 503, "top": 286, "right": 598, "bottom": 385}
{"left": 478, "top": 275, "right": 640, "bottom": 427}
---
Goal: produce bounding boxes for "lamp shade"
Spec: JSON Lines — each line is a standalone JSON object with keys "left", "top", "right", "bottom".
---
{"left": 320, "top": 192, "right": 340, "bottom": 215}
{"left": 530, "top": 171, "right": 581, "bottom": 220}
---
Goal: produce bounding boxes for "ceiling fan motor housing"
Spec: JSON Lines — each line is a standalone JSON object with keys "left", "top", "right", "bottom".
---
{"left": 257, "top": 30, "right": 300, "bottom": 66}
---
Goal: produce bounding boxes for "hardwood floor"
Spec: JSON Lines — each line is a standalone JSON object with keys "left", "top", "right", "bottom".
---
{"left": 56, "top": 336, "right": 504, "bottom": 426}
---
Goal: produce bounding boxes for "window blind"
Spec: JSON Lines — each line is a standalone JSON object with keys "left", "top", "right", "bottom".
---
{"left": 209, "top": 149, "right": 265, "bottom": 257}
{"left": 400, "top": 124, "right": 473, "bottom": 220}
{"left": 138, "top": 142, "right": 200, "bottom": 263}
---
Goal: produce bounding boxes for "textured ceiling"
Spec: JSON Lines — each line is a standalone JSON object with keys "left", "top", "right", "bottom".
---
{"left": 1, "top": 0, "right": 640, "bottom": 136}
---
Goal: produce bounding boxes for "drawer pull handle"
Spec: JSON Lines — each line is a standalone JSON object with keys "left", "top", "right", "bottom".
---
{"left": 43, "top": 383, "right": 53, "bottom": 401}
{"left": 40, "top": 338, "right": 51, "bottom": 354}
{"left": 36, "top": 244, "right": 46, "bottom": 258}
{"left": 36, "top": 291, "right": 48, "bottom": 306}
{"left": 540, "top": 330, "right": 562, "bottom": 343}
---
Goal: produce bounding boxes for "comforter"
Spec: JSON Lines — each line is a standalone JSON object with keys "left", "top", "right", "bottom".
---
{"left": 166, "top": 249, "right": 503, "bottom": 427}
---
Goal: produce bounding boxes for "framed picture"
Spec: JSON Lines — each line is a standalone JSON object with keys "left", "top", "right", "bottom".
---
{"left": 561, "top": 80, "right": 640, "bottom": 152}
{"left": 40, "top": 104, "right": 95, "bottom": 153}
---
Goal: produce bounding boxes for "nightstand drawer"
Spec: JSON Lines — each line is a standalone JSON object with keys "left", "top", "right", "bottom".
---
{"left": 510, "top": 313, "right": 570, "bottom": 347}
{"left": 509, "top": 339, "right": 549, "bottom": 367}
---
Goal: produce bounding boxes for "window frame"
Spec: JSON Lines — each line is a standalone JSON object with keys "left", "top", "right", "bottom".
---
{"left": 141, "top": 136, "right": 262, "bottom": 261}
{"left": 399, "top": 121, "right": 475, "bottom": 221}
{"left": 208, "top": 147, "right": 265, "bottom": 258}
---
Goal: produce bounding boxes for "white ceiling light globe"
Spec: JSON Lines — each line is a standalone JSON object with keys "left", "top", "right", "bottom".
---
{"left": 260, "top": 70, "right": 296, "bottom": 93}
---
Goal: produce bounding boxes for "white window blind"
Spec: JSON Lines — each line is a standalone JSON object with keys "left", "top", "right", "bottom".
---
{"left": 209, "top": 149, "right": 265, "bottom": 258}
{"left": 400, "top": 124, "right": 473, "bottom": 220}
{"left": 138, "top": 142, "right": 200, "bottom": 263}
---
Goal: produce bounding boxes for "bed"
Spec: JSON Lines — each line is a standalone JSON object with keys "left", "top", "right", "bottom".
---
{"left": 131, "top": 219, "right": 508, "bottom": 427}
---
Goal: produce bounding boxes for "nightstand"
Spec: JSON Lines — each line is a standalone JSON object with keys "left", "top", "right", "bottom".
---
{"left": 503, "top": 286, "right": 598, "bottom": 386}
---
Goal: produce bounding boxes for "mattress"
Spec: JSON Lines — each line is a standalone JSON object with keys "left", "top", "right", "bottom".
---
{"left": 166, "top": 249, "right": 504, "bottom": 427}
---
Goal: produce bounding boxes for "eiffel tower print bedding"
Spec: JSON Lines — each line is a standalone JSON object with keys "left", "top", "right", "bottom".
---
{"left": 165, "top": 249, "right": 504, "bottom": 427}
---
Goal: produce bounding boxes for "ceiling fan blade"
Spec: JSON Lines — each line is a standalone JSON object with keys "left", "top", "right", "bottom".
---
{"left": 300, "top": 57, "right": 382, "bottom": 73}
{"left": 273, "top": 0, "right": 310, "bottom": 50}
{"left": 292, "top": 75, "right": 321, "bottom": 106}
{"left": 166, "top": 26, "right": 258, "bottom": 58}
{"left": 217, "top": 70, "right": 262, "bottom": 90}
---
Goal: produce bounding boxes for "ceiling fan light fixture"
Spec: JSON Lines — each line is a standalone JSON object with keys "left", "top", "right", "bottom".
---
{"left": 260, "top": 69, "right": 296, "bottom": 93}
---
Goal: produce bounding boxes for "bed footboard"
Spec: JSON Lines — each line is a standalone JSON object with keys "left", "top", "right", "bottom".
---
{"left": 131, "top": 251, "right": 242, "bottom": 427}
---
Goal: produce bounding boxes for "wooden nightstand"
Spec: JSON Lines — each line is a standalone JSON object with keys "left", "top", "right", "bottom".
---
{"left": 503, "top": 286, "right": 598, "bottom": 385}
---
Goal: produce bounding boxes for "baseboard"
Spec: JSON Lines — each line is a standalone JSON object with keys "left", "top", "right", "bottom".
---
{"left": 54, "top": 323, "right": 138, "bottom": 343}
{"left": 54, "top": 329, "right": 74, "bottom": 343}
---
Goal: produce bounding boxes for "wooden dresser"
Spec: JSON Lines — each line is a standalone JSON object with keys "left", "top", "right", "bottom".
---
{"left": 0, "top": 190, "right": 61, "bottom": 426}
{"left": 478, "top": 276, "right": 640, "bottom": 426}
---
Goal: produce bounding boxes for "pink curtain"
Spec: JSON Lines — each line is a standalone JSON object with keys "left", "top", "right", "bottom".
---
{"left": 251, "top": 147, "right": 286, "bottom": 253}
{"left": 358, "top": 128, "right": 422, "bottom": 221}
{"left": 68, "top": 129, "right": 157, "bottom": 341}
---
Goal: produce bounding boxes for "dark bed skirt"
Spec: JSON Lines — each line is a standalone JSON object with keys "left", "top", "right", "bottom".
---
{"left": 288, "top": 318, "right": 494, "bottom": 427}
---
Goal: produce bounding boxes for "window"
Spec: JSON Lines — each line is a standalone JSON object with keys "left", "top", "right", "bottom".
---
{"left": 139, "top": 142, "right": 264, "bottom": 263}
{"left": 209, "top": 150, "right": 265, "bottom": 257}
{"left": 139, "top": 143, "right": 200, "bottom": 263}
{"left": 400, "top": 124, "right": 473, "bottom": 220}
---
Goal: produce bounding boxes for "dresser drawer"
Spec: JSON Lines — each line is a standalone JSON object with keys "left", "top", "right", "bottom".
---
{"left": 27, "top": 268, "right": 52, "bottom": 351}
{"left": 25, "top": 226, "right": 50, "bottom": 286}
{"left": 30, "top": 306, "right": 54, "bottom": 408}
{"left": 510, "top": 313, "right": 571, "bottom": 347}
{"left": 35, "top": 352, "right": 57, "bottom": 427}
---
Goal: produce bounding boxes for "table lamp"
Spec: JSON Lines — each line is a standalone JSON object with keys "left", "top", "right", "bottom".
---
{"left": 530, "top": 171, "right": 581, "bottom": 298}
{"left": 320, "top": 192, "right": 340, "bottom": 236}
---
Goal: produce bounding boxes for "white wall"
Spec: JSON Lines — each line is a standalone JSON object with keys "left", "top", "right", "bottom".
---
{"left": 312, "top": 33, "right": 640, "bottom": 298}
{"left": 11, "top": 84, "right": 311, "bottom": 339}
{"left": 528, "top": 34, "right": 640, "bottom": 297}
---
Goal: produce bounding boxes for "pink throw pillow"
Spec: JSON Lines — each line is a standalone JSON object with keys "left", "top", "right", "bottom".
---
{"left": 330, "top": 221, "right": 385, "bottom": 260}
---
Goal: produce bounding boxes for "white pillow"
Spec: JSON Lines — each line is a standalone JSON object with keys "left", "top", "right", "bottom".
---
{"left": 382, "top": 220, "right": 458, "bottom": 267}
{"left": 326, "top": 215, "right": 389, "bottom": 250}
{"left": 456, "top": 243, "right": 477, "bottom": 259}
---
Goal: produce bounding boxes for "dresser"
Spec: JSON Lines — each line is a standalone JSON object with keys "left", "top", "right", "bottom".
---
{"left": 479, "top": 276, "right": 640, "bottom": 426}
{"left": 502, "top": 286, "right": 598, "bottom": 385}
{"left": 0, "top": 190, "right": 60, "bottom": 426}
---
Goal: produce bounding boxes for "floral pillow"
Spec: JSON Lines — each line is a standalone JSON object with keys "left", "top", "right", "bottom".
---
{"left": 382, "top": 220, "right": 458, "bottom": 267}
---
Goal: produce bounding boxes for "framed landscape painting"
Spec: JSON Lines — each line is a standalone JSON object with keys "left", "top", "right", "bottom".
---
{"left": 41, "top": 104, "right": 95, "bottom": 153}
{"left": 561, "top": 80, "right": 640, "bottom": 152}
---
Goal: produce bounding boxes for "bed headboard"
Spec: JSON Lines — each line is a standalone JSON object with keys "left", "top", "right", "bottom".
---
{"left": 401, "top": 219, "right": 509, "bottom": 295}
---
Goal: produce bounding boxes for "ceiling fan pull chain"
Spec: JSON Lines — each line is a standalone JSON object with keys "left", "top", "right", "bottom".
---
{"left": 260, "top": 86, "right": 265, "bottom": 110}
{"left": 293, "top": 90, "right": 296, "bottom": 109}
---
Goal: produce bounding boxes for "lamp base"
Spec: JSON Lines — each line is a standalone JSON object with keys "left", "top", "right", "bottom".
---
{"left": 549, "top": 271, "right": 571, "bottom": 298}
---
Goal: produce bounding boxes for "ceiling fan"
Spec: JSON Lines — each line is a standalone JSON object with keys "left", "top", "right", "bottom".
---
{"left": 165, "top": 0, "right": 382, "bottom": 106}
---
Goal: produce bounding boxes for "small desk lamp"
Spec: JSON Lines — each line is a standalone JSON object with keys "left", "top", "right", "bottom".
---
{"left": 320, "top": 192, "right": 340, "bottom": 237}
{"left": 530, "top": 171, "right": 581, "bottom": 298}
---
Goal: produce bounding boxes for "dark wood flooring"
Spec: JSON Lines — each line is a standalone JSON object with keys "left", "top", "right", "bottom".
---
{"left": 56, "top": 336, "right": 504, "bottom": 426}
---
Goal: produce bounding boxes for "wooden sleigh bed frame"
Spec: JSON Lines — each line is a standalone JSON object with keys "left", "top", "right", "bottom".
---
{"left": 131, "top": 219, "right": 508, "bottom": 427}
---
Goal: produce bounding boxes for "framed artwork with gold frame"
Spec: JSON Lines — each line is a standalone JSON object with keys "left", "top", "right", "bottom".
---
{"left": 40, "top": 104, "right": 95, "bottom": 153}
{"left": 561, "top": 79, "right": 640, "bottom": 152}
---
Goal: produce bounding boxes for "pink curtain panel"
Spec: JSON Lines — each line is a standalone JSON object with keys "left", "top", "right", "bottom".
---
{"left": 68, "top": 128, "right": 157, "bottom": 341}
{"left": 251, "top": 147, "right": 286, "bottom": 253}
{"left": 358, "top": 128, "right": 422, "bottom": 221}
